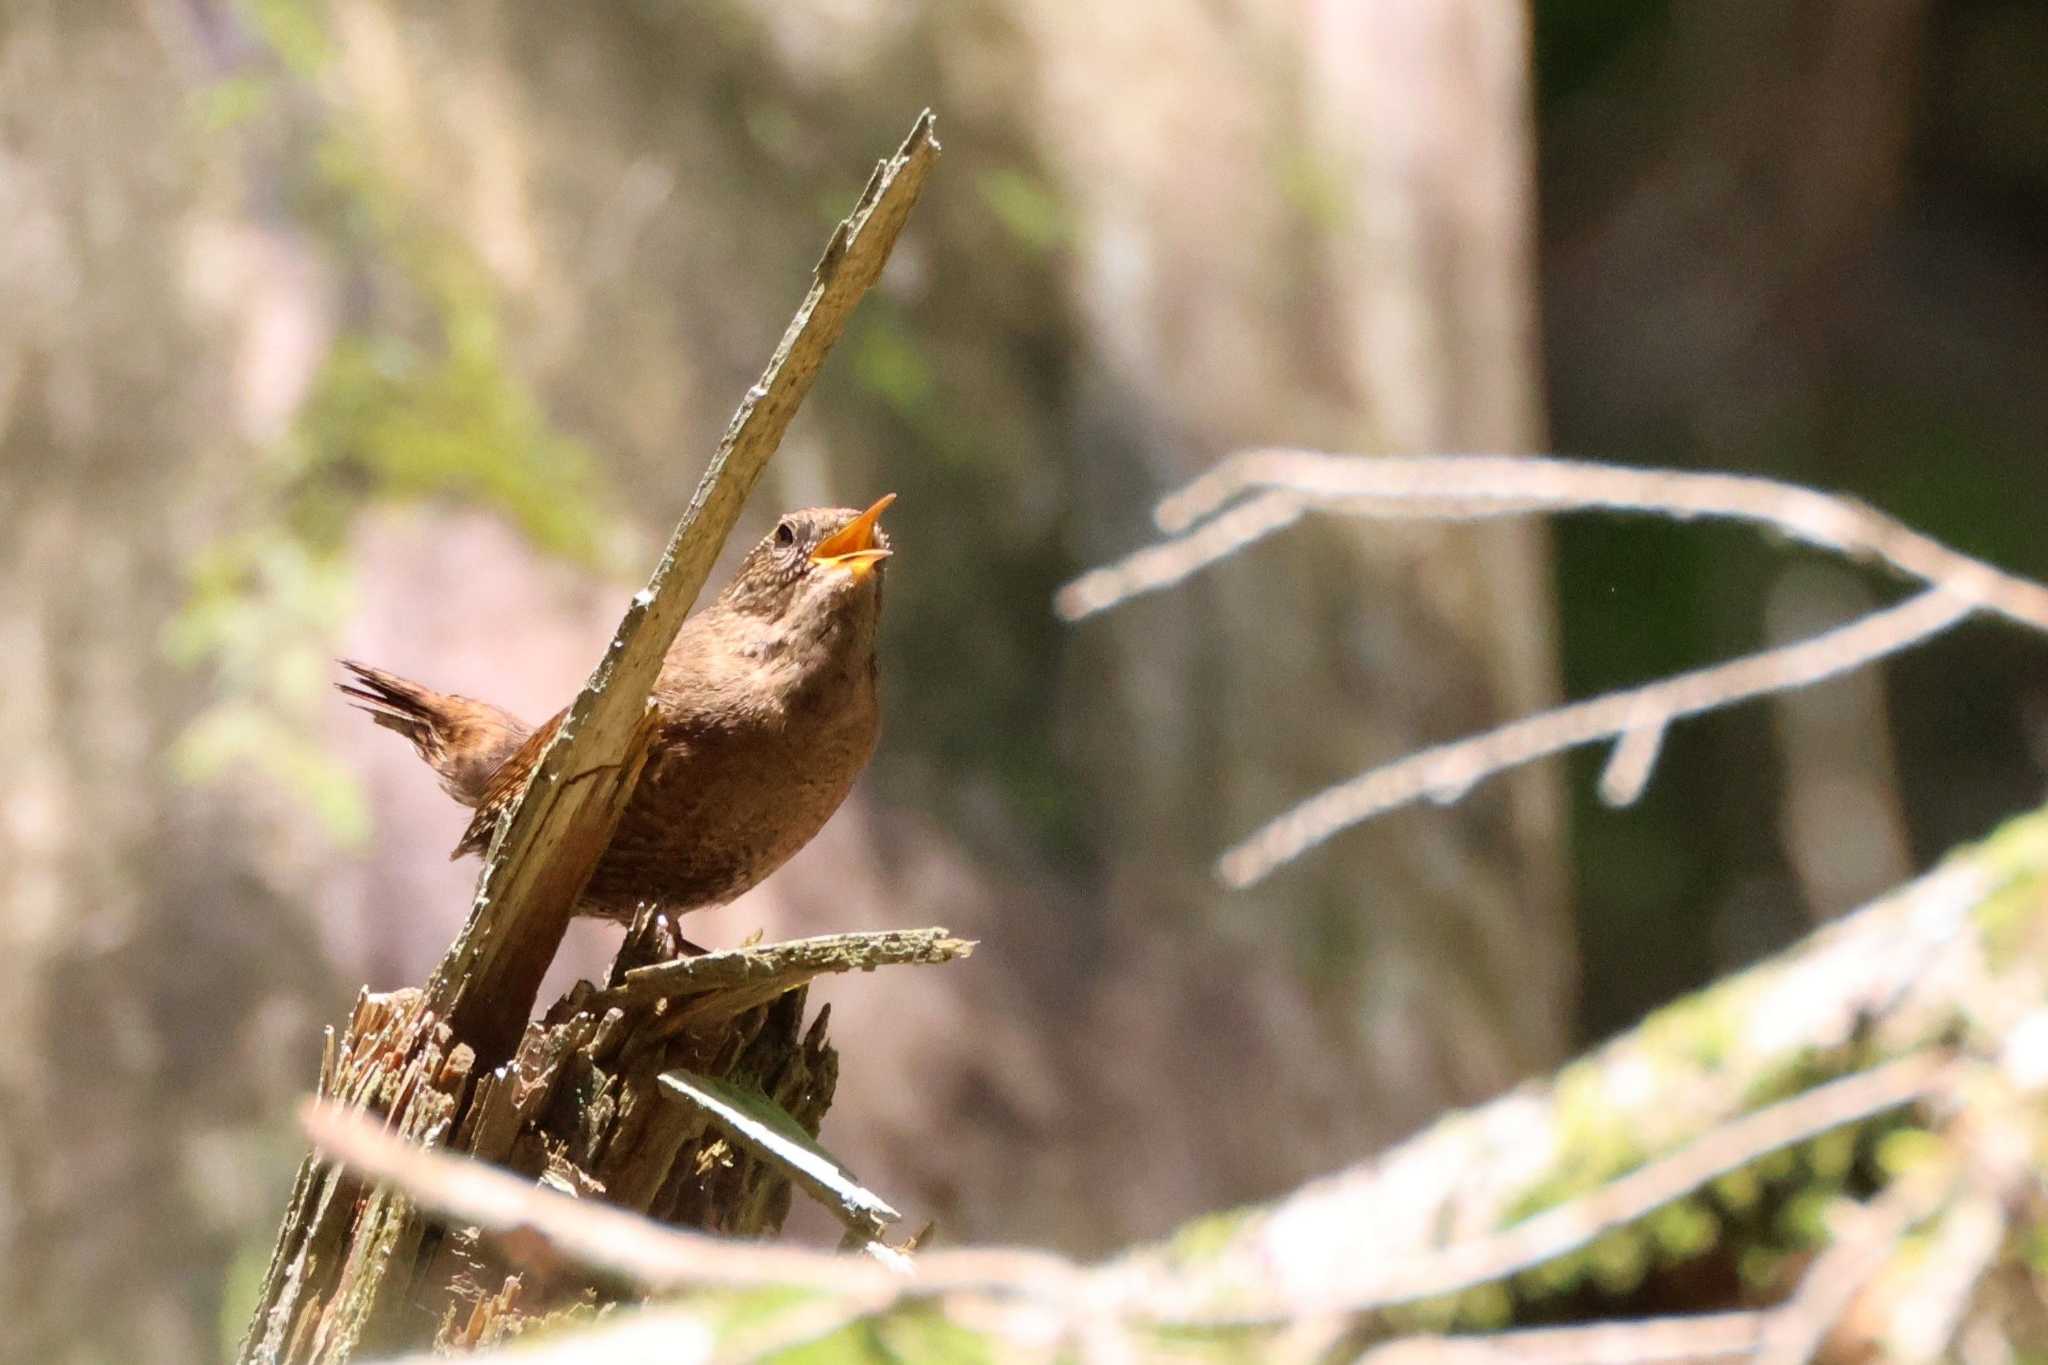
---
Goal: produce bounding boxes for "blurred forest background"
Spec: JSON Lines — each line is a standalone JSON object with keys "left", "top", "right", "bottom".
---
{"left": 2, "top": 1, "right": 2045, "bottom": 1360}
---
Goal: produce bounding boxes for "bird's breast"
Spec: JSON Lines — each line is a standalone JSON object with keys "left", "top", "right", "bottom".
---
{"left": 579, "top": 658, "right": 879, "bottom": 918}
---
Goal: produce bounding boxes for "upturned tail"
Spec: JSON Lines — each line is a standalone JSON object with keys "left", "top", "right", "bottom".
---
{"left": 337, "top": 660, "right": 532, "bottom": 809}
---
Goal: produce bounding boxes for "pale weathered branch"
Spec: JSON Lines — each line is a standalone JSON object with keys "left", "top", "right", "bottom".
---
{"left": 1146, "top": 452, "right": 2048, "bottom": 635}
{"left": 1113, "top": 812, "right": 2048, "bottom": 1343}
{"left": 597, "top": 928, "right": 974, "bottom": 1009}
{"left": 303, "top": 1099, "right": 1089, "bottom": 1301}
{"left": 298, "top": 1102, "right": 909, "bottom": 1298}
{"left": 320, "top": 806, "right": 2048, "bottom": 1361}
{"left": 1162, "top": 1050, "right": 1955, "bottom": 1326}
{"left": 1217, "top": 587, "right": 1967, "bottom": 888}
{"left": 1055, "top": 451, "right": 2048, "bottom": 888}
{"left": 1355, "top": 1312, "right": 1767, "bottom": 1365}
{"left": 1054, "top": 489, "right": 1309, "bottom": 622}
{"left": 1752, "top": 1155, "right": 1958, "bottom": 1365}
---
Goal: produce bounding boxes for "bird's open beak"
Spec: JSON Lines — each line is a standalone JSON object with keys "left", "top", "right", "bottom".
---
{"left": 811, "top": 493, "right": 896, "bottom": 580}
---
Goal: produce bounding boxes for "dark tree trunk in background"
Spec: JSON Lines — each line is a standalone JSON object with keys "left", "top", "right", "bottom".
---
{"left": 1533, "top": 0, "right": 2048, "bottom": 1034}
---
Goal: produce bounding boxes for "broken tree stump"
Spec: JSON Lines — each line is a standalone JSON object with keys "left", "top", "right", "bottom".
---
{"left": 241, "top": 928, "right": 969, "bottom": 1358}
{"left": 236, "top": 112, "right": 943, "bottom": 1364}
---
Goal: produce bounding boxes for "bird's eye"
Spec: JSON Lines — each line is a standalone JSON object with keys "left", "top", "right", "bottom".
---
{"left": 774, "top": 521, "right": 796, "bottom": 548}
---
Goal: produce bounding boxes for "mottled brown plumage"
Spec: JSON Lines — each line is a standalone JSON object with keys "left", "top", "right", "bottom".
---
{"left": 341, "top": 496, "right": 894, "bottom": 923}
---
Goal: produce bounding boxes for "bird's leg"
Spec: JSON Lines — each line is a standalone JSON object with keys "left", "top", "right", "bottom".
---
{"left": 615, "top": 904, "right": 709, "bottom": 979}
{"left": 661, "top": 915, "right": 711, "bottom": 959}
{"left": 612, "top": 904, "right": 669, "bottom": 979}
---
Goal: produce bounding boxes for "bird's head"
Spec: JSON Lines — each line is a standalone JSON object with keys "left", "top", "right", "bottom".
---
{"left": 718, "top": 494, "right": 895, "bottom": 637}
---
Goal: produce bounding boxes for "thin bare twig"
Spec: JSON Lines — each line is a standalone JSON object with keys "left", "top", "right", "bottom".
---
{"left": 1356, "top": 1311, "right": 1767, "bottom": 1365}
{"left": 1170, "top": 1050, "right": 1954, "bottom": 1326}
{"left": 1870, "top": 1187, "right": 2007, "bottom": 1359}
{"left": 1753, "top": 1157, "right": 1959, "bottom": 1365}
{"left": 1788, "top": 1073, "right": 2036, "bottom": 1363}
{"left": 1057, "top": 450, "right": 2048, "bottom": 888}
{"left": 1218, "top": 588, "right": 1968, "bottom": 887}
{"left": 301, "top": 1101, "right": 890, "bottom": 1295}
{"left": 1055, "top": 490, "right": 1307, "bottom": 620}
{"left": 1598, "top": 719, "right": 1668, "bottom": 807}
{"left": 1147, "top": 451, "right": 2048, "bottom": 634}
{"left": 369, "top": 1296, "right": 904, "bottom": 1365}
{"left": 300, "top": 1102, "right": 1085, "bottom": 1304}
{"left": 309, "top": 1044, "right": 1951, "bottom": 1338}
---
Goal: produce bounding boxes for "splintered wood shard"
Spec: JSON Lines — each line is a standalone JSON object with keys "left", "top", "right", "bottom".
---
{"left": 658, "top": 1069, "right": 902, "bottom": 1239}
{"left": 601, "top": 928, "right": 974, "bottom": 1009}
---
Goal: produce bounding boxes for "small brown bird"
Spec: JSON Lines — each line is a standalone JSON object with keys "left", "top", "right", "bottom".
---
{"left": 340, "top": 495, "right": 895, "bottom": 925}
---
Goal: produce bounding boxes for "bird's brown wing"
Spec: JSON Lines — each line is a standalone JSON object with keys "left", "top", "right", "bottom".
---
{"left": 454, "top": 707, "right": 566, "bottom": 858}
{"left": 338, "top": 660, "right": 531, "bottom": 807}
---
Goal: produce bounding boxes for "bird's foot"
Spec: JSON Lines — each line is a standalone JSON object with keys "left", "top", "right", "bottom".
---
{"left": 615, "top": 904, "right": 708, "bottom": 977}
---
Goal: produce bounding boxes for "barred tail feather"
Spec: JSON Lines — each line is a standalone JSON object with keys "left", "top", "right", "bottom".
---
{"left": 336, "top": 659, "right": 532, "bottom": 809}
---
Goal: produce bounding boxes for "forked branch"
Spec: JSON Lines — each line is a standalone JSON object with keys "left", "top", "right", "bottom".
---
{"left": 1057, "top": 450, "right": 2048, "bottom": 888}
